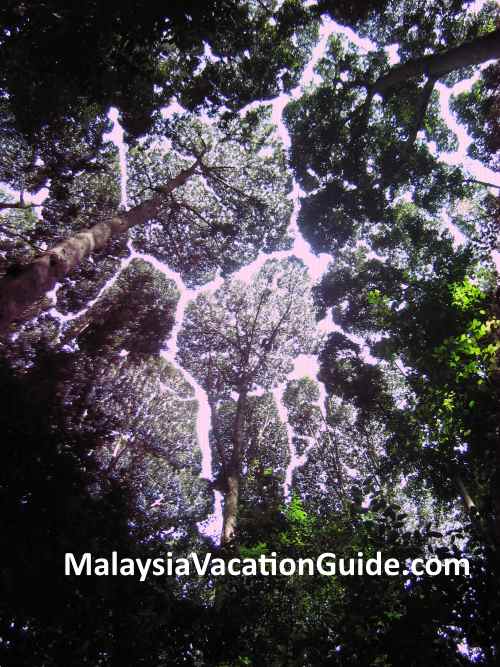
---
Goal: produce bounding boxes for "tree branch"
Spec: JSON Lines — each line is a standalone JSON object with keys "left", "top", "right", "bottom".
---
{"left": 372, "top": 29, "right": 500, "bottom": 97}
{"left": 464, "top": 178, "right": 500, "bottom": 190}
{"left": 0, "top": 201, "right": 41, "bottom": 211}
{"left": 0, "top": 161, "right": 199, "bottom": 333}
{"left": 403, "top": 75, "right": 437, "bottom": 152}
{"left": 0, "top": 223, "right": 44, "bottom": 251}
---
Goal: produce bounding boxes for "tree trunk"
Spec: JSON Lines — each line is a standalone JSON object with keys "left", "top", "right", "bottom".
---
{"left": 454, "top": 474, "right": 476, "bottom": 514}
{"left": 221, "top": 473, "right": 240, "bottom": 546}
{"left": 0, "top": 161, "right": 198, "bottom": 334}
{"left": 372, "top": 28, "right": 500, "bottom": 96}
{"left": 220, "top": 389, "right": 248, "bottom": 546}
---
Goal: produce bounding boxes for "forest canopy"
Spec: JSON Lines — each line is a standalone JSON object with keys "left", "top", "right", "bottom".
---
{"left": 0, "top": 1, "right": 499, "bottom": 665}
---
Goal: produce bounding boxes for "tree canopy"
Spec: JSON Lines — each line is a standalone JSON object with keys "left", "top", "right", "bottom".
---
{"left": 0, "top": 1, "right": 499, "bottom": 665}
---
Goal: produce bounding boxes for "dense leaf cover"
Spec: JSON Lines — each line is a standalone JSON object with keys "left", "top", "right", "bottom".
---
{"left": 0, "top": 1, "right": 498, "bottom": 665}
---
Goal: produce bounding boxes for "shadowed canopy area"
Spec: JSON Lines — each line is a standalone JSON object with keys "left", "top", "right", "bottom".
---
{"left": 0, "top": 1, "right": 499, "bottom": 665}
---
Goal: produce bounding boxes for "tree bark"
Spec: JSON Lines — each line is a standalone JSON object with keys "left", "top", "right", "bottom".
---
{"left": 221, "top": 473, "right": 240, "bottom": 546}
{"left": 372, "top": 28, "right": 500, "bottom": 96}
{"left": 220, "top": 389, "right": 248, "bottom": 546}
{"left": 0, "top": 161, "right": 199, "bottom": 334}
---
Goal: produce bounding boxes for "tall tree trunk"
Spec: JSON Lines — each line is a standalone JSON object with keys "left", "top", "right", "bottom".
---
{"left": 221, "top": 389, "right": 248, "bottom": 546}
{"left": 0, "top": 161, "right": 199, "bottom": 334}
{"left": 372, "top": 28, "right": 500, "bottom": 96}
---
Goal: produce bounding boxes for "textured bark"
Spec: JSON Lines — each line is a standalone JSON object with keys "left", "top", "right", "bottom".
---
{"left": 221, "top": 474, "right": 240, "bottom": 546}
{"left": 0, "top": 162, "right": 198, "bottom": 333}
{"left": 221, "top": 389, "right": 248, "bottom": 546}
{"left": 372, "top": 29, "right": 500, "bottom": 96}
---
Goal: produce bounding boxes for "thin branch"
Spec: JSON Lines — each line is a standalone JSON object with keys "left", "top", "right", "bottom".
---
{"left": 201, "top": 166, "right": 265, "bottom": 207}
{"left": 255, "top": 0, "right": 273, "bottom": 17}
{"left": 208, "top": 401, "right": 228, "bottom": 473}
{"left": 0, "top": 201, "right": 41, "bottom": 211}
{"left": 172, "top": 138, "right": 208, "bottom": 162}
{"left": 173, "top": 197, "right": 213, "bottom": 230}
{"left": 403, "top": 76, "right": 437, "bottom": 152}
{"left": 464, "top": 178, "right": 500, "bottom": 190}
{"left": 247, "top": 289, "right": 271, "bottom": 354}
{"left": 251, "top": 299, "right": 294, "bottom": 376}
{"left": 0, "top": 223, "right": 44, "bottom": 251}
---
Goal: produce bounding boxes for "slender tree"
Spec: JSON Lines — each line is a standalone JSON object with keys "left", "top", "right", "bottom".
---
{"left": 0, "top": 112, "right": 292, "bottom": 332}
{"left": 178, "top": 258, "right": 317, "bottom": 545}
{"left": 285, "top": 6, "right": 500, "bottom": 253}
